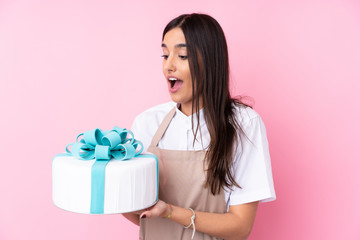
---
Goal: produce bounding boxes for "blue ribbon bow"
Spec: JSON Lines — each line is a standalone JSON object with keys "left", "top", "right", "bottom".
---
{"left": 66, "top": 127, "right": 144, "bottom": 214}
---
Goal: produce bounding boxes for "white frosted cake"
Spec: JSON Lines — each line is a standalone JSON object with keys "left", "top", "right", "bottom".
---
{"left": 52, "top": 153, "right": 158, "bottom": 214}
{"left": 52, "top": 127, "right": 158, "bottom": 214}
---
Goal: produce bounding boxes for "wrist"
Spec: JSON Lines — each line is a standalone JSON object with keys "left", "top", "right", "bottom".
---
{"left": 161, "top": 203, "right": 173, "bottom": 219}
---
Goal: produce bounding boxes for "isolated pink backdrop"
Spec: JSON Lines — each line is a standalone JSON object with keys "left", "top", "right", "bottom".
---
{"left": 1, "top": 0, "right": 359, "bottom": 239}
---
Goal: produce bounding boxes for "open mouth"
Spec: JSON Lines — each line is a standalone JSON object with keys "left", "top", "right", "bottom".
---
{"left": 168, "top": 77, "right": 183, "bottom": 88}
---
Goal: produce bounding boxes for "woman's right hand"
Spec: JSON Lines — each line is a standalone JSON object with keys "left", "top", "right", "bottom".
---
{"left": 122, "top": 200, "right": 169, "bottom": 226}
{"left": 138, "top": 200, "right": 169, "bottom": 219}
{"left": 122, "top": 204, "right": 158, "bottom": 226}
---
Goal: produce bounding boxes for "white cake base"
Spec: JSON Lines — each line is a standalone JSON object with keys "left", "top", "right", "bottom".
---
{"left": 52, "top": 154, "right": 158, "bottom": 214}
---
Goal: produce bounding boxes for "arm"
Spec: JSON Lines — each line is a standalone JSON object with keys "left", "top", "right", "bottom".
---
{"left": 139, "top": 200, "right": 259, "bottom": 240}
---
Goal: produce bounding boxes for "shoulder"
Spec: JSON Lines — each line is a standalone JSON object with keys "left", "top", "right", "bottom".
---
{"left": 233, "top": 104, "right": 263, "bottom": 128}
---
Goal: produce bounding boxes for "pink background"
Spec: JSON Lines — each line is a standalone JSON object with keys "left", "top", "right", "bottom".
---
{"left": 1, "top": 0, "right": 359, "bottom": 239}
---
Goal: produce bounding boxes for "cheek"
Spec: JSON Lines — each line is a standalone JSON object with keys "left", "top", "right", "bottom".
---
{"left": 181, "top": 64, "right": 191, "bottom": 81}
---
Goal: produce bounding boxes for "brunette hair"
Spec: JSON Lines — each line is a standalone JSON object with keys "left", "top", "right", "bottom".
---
{"left": 163, "top": 13, "right": 251, "bottom": 195}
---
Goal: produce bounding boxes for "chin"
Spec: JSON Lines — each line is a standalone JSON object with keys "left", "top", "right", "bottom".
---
{"left": 169, "top": 97, "right": 184, "bottom": 105}
{"left": 169, "top": 95, "right": 181, "bottom": 104}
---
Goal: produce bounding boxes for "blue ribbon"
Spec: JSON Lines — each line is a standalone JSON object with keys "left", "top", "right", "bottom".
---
{"left": 66, "top": 127, "right": 144, "bottom": 214}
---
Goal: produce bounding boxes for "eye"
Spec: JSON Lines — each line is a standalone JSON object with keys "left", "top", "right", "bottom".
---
{"left": 161, "top": 54, "right": 168, "bottom": 60}
{"left": 179, "top": 55, "right": 188, "bottom": 60}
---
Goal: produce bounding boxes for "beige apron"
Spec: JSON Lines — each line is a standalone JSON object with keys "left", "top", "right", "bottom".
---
{"left": 140, "top": 107, "right": 227, "bottom": 240}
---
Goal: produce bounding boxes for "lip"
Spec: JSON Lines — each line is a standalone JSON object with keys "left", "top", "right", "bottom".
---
{"left": 167, "top": 75, "right": 180, "bottom": 81}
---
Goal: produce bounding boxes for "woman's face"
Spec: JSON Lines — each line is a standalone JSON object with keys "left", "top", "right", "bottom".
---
{"left": 162, "top": 28, "right": 194, "bottom": 111}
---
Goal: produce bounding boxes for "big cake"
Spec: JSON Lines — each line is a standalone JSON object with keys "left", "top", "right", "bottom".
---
{"left": 52, "top": 127, "right": 158, "bottom": 214}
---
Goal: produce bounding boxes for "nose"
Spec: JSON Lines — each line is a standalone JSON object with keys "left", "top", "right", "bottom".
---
{"left": 163, "top": 54, "right": 176, "bottom": 73}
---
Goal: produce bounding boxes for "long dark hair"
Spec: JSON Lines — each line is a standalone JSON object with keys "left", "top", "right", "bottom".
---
{"left": 163, "top": 13, "right": 251, "bottom": 195}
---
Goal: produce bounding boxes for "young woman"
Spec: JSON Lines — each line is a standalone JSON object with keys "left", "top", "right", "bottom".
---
{"left": 123, "top": 13, "right": 276, "bottom": 240}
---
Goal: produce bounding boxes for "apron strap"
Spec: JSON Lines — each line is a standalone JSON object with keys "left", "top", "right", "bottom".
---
{"left": 149, "top": 107, "right": 177, "bottom": 148}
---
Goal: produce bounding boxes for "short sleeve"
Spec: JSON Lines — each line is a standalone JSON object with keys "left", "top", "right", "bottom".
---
{"left": 228, "top": 114, "right": 276, "bottom": 206}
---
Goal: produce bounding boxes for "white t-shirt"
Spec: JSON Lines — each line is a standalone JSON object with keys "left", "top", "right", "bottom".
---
{"left": 131, "top": 101, "right": 276, "bottom": 210}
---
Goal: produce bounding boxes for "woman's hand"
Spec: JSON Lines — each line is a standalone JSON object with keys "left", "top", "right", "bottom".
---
{"left": 139, "top": 199, "right": 169, "bottom": 219}
{"left": 122, "top": 199, "right": 169, "bottom": 225}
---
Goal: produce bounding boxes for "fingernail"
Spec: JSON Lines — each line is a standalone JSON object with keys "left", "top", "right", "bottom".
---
{"left": 141, "top": 215, "right": 146, "bottom": 219}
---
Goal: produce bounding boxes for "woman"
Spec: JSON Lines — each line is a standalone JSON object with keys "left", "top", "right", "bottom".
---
{"left": 123, "top": 13, "right": 276, "bottom": 240}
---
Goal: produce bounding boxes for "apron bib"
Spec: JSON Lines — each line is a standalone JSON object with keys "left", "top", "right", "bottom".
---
{"left": 140, "top": 107, "right": 226, "bottom": 240}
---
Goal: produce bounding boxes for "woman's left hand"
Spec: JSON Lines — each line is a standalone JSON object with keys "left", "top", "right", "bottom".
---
{"left": 139, "top": 199, "right": 169, "bottom": 219}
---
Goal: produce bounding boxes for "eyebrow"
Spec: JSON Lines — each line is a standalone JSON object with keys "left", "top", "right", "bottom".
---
{"left": 161, "top": 43, "right": 187, "bottom": 48}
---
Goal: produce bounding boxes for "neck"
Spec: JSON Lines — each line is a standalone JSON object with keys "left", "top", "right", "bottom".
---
{"left": 179, "top": 98, "right": 204, "bottom": 116}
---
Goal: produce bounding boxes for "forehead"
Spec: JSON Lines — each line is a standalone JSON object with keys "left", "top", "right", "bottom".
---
{"left": 162, "top": 27, "right": 187, "bottom": 49}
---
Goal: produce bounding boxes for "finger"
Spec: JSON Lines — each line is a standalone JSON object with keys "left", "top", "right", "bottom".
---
{"left": 139, "top": 211, "right": 151, "bottom": 219}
